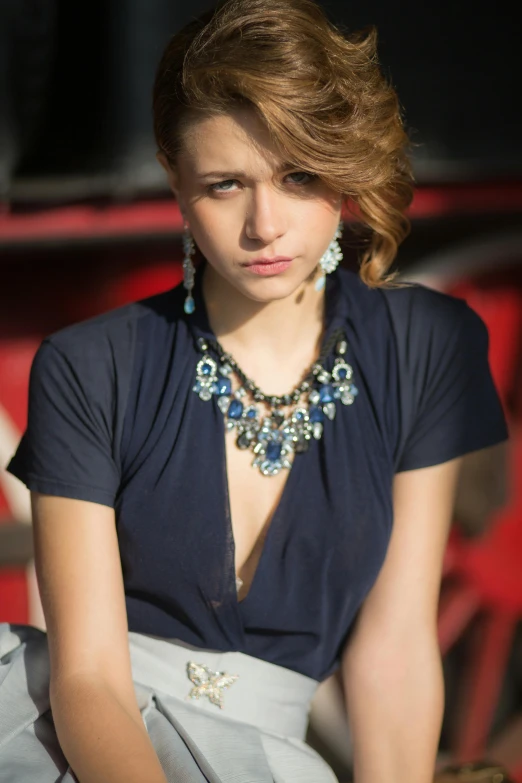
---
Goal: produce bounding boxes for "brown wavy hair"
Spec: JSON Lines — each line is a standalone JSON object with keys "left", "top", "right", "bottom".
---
{"left": 153, "top": 0, "right": 414, "bottom": 287}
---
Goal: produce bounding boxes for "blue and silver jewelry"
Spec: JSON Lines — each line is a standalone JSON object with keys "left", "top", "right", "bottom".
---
{"left": 315, "top": 221, "right": 344, "bottom": 292}
{"left": 193, "top": 328, "right": 358, "bottom": 476}
{"left": 183, "top": 222, "right": 196, "bottom": 314}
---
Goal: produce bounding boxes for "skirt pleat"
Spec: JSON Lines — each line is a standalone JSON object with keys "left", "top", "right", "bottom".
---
{"left": 0, "top": 624, "right": 338, "bottom": 783}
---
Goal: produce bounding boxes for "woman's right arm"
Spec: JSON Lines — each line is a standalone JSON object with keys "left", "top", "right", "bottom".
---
{"left": 31, "top": 492, "right": 169, "bottom": 783}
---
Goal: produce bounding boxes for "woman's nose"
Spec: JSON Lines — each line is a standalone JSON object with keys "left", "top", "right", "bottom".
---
{"left": 244, "top": 186, "right": 286, "bottom": 245}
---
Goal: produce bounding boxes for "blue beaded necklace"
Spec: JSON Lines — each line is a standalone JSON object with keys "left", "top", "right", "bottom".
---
{"left": 193, "top": 327, "right": 358, "bottom": 476}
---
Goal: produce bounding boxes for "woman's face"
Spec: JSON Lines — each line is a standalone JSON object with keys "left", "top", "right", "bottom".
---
{"left": 160, "top": 108, "right": 343, "bottom": 304}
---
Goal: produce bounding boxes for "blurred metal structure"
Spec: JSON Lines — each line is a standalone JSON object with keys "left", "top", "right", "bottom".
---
{"left": 324, "top": 0, "right": 521, "bottom": 181}
{"left": 0, "top": 0, "right": 520, "bottom": 202}
{"left": 0, "top": 0, "right": 57, "bottom": 202}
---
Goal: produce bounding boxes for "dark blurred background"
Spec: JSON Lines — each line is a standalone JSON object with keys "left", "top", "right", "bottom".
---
{"left": 1, "top": 1, "right": 522, "bottom": 781}
{"left": 2, "top": 0, "right": 522, "bottom": 196}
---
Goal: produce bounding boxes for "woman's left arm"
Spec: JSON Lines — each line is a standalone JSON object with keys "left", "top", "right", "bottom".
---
{"left": 342, "top": 456, "right": 464, "bottom": 783}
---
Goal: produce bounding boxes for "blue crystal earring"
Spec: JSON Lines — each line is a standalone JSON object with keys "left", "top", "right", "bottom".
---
{"left": 183, "top": 221, "right": 196, "bottom": 314}
{"left": 315, "top": 221, "right": 344, "bottom": 292}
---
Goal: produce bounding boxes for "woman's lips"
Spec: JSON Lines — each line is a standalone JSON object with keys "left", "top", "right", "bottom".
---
{"left": 244, "top": 258, "right": 293, "bottom": 276}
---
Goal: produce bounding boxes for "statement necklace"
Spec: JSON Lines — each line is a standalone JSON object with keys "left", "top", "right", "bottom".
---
{"left": 193, "top": 329, "right": 358, "bottom": 477}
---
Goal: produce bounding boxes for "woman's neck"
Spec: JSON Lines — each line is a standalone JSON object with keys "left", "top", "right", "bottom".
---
{"left": 202, "top": 262, "right": 325, "bottom": 350}
{"left": 201, "top": 262, "right": 326, "bottom": 391}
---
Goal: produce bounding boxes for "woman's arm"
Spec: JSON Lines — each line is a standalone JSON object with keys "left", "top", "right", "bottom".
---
{"left": 341, "top": 456, "right": 463, "bottom": 783}
{"left": 32, "top": 492, "right": 169, "bottom": 783}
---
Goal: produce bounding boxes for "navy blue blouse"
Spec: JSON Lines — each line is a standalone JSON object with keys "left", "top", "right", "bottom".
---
{"left": 6, "top": 265, "right": 508, "bottom": 681}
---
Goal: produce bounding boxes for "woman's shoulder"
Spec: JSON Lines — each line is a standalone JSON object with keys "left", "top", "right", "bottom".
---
{"left": 337, "top": 267, "right": 479, "bottom": 341}
{"left": 334, "top": 270, "right": 508, "bottom": 472}
{"left": 44, "top": 282, "right": 185, "bottom": 358}
{"left": 6, "top": 283, "right": 188, "bottom": 505}
{"left": 26, "top": 281, "right": 187, "bottom": 427}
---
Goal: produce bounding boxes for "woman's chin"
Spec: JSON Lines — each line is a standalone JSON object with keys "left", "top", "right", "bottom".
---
{"left": 236, "top": 272, "right": 315, "bottom": 304}
{"left": 204, "top": 260, "right": 319, "bottom": 304}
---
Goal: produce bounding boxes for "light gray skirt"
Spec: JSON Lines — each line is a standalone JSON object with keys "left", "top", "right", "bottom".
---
{"left": 0, "top": 623, "right": 339, "bottom": 782}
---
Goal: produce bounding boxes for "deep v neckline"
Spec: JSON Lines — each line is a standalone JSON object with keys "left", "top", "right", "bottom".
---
{"left": 221, "top": 421, "right": 302, "bottom": 606}
{"left": 185, "top": 260, "right": 346, "bottom": 607}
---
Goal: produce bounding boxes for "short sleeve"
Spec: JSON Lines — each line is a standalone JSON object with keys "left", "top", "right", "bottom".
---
{"left": 6, "top": 336, "right": 121, "bottom": 507}
{"left": 394, "top": 291, "right": 509, "bottom": 472}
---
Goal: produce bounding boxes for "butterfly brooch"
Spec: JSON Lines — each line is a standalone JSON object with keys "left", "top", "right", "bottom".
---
{"left": 186, "top": 662, "right": 239, "bottom": 709}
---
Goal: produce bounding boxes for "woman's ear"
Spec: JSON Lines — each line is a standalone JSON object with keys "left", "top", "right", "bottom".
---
{"left": 156, "top": 151, "right": 180, "bottom": 198}
{"left": 156, "top": 152, "right": 188, "bottom": 221}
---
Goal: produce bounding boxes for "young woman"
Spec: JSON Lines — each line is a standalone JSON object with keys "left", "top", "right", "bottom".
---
{"left": 0, "top": 1, "right": 509, "bottom": 781}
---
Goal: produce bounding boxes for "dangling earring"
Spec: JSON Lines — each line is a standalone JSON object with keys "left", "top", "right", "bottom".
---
{"left": 182, "top": 221, "right": 196, "bottom": 314}
{"left": 315, "top": 221, "right": 344, "bottom": 292}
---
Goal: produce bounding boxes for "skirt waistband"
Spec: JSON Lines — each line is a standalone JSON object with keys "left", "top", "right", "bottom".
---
{"left": 128, "top": 632, "right": 319, "bottom": 740}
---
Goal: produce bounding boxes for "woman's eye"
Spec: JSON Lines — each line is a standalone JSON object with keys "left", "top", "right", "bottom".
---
{"left": 208, "top": 180, "right": 238, "bottom": 193}
{"left": 207, "top": 172, "right": 316, "bottom": 194}
{"left": 286, "top": 171, "right": 316, "bottom": 185}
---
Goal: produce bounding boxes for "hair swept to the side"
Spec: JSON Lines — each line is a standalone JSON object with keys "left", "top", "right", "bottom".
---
{"left": 153, "top": 0, "right": 414, "bottom": 287}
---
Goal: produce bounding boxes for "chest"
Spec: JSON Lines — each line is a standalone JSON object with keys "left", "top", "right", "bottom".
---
{"left": 224, "top": 431, "right": 291, "bottom": 599}
{"left": 117, "top": 320, "right": 399, "bottom": 609}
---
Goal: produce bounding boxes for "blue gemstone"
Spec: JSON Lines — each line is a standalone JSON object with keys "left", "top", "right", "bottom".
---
{"left": 266, "top": 442, "right": 282, "bottom": 461}
{"left": 319, "top": 384, "right": 334, "bottom": 403}
{"left": 337, "top": 367, "right": 347, "bottom": 379}
{"left": 350, "top": 384, "right": 359, "bottom": 396}
{"left": 294, "top": 410, "right": 305, "bottom": 420}
{"left": 309, "top": 406, "right": 324, "bottom": 423}
{"left": 184, "top": 297, "right": 195, "bottom": 314}
{"left": 216, "top": 376, "right": 232, "bottom": 395}
{"left": 201, "top": 363, "right": 213, "bottom": 376}
{"left": 193, "top": 381, "right": 202, "bottom": 393}
{"left": 228, "top": 400, "right": 244, "bottom": 419}
{"left": 246, "top": 408, "right": 257, "bottom": 418}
